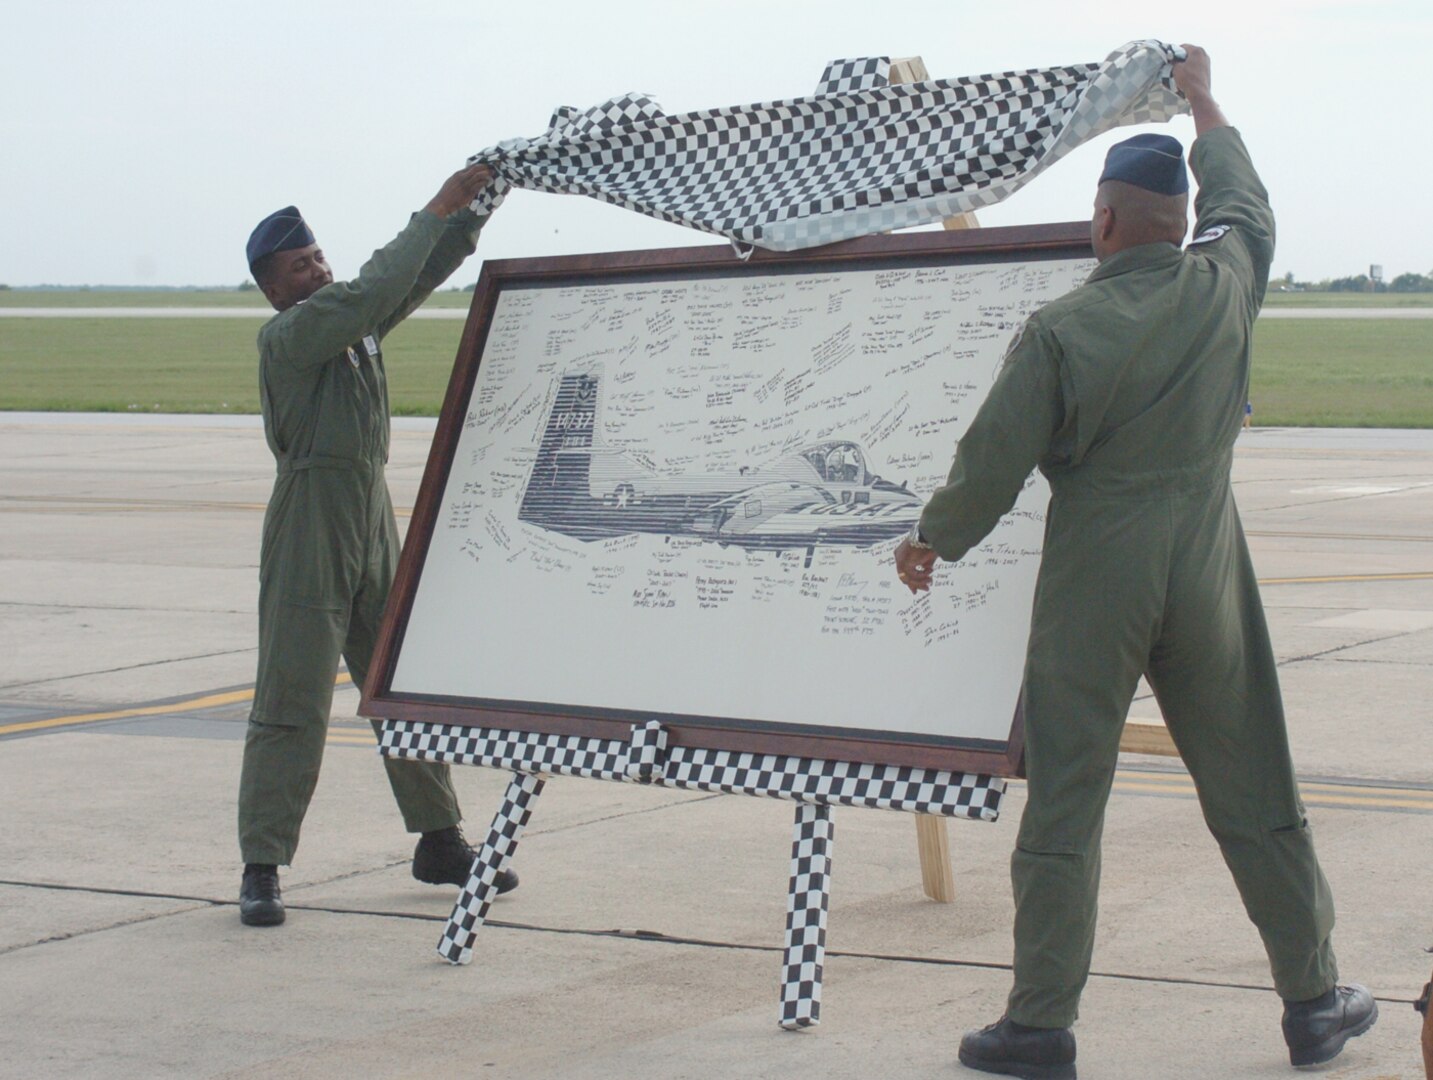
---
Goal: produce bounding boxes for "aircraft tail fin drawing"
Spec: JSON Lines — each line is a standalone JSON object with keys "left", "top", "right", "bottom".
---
{"left": 519, "top": 370, "right": 602, "bottom": 524}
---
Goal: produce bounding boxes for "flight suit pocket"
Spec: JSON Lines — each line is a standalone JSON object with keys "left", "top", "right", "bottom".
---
{"left": 252, "top": 598, "right": 349, "bottom": 727}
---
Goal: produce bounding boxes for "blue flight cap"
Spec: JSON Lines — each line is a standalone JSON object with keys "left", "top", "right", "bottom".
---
{"left": 1098, "top": 134, "right": 1188, "bottom": 195}
{"left": 246, "top": 206, "right": 316, "bottom": 271}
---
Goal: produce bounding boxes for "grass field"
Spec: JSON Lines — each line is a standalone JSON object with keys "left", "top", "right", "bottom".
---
{"left": 1, "top": 313, "right": 1429, "bottom": 425}
{"left": 0, "top": 288, "right": 476, "bottom": 309}
{"left": 1247, "top": 320, "right": 1433, "bottom": 427}
{"left": 0, "top": 316, "right": 465, "bottom": 414}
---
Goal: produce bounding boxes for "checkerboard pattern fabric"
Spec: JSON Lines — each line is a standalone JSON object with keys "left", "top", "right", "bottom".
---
{"left": 780, "top": 803, "right": 834, "bottom": 1028}
{"left": 466, "top": 40, "right": 1186, "bottom": 251}
{"left": 383, "top": 719, "right": 630, "bottom": 781}
{"left": 379, "top": 721, "right": 1005, "bottom": 820}
{"left": 815, "top": 56, "right": 890, "bottom": 95}
{"left": 666, "top": 747, "right": 1005, "bottom": 820}
{"left": 625, "top": 720, "right": 667, "bottom": 781}
{"left": 437, "top": 771, "right": 545, "bottom": 965}
{"left": 380, "top": 719, "right": 1005, "bottom": 1014}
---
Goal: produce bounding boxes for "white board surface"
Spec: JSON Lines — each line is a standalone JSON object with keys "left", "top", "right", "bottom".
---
{"left": 391, "top": 253, "right": 1093, "bottom": 746}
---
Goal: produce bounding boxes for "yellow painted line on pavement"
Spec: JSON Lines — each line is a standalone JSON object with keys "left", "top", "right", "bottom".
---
{"left": 1113, "top": 779, "right": 1198, "bottom": 796}
{"left": 1111, "top": 770, "right": 1433, "bottom": 812}
{"left": 0, "top": 688, "right": 258, "bottom": 736}
{"left": 0, "top": 675, "right": 353, "bottom": 736}
{"left": 327, "top": 731, "right": 378, "bottom": 744}
{"left": 1258, "top": 571, "right": 1433, "bottom": 585}
{"left": 1248, "top": 529, "right": 1433, "bottom": 543}
{"left": 1301, "top": 791, "right": 1433, "bottom": 811}
{"left": 9, "top": 685, "right": 1428, "bottom": 811}
{"left": 1296, "top": 780, "right": 1433, "bottom": 811}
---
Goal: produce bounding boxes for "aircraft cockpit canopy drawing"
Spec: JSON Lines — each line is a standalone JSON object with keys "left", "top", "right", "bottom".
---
{"left": 802, "top": 441, "right": 866, "bottom": 484}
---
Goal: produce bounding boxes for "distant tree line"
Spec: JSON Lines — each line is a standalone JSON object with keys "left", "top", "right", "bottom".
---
{"left": 1275, "top": 270, "right": 1433, "bottom": 293}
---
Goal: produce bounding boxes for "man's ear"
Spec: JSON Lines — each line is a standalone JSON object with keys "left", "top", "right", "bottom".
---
{"left": 1098, "top": 204, "right": 1118, "bottom": 245}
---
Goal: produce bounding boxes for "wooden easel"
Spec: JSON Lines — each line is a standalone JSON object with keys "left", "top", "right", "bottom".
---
{"left": 890, "top": 54, "right": 979, "bottom": 905}
{"left": 379, "top": 717, "right": 1005, "bottom": 1028}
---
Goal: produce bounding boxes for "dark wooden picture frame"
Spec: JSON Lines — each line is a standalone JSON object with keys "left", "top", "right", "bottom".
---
{"left": 362, "top": 222, "right": 1093, "bottom": 776}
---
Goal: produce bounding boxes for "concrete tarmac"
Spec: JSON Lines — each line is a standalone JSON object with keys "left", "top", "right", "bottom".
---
{"left": 1, "top": 413, "right": 1429, "bottom": 1079}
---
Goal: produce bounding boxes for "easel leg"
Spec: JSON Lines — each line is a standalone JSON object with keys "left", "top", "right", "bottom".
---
{"left": 436, "top": 770, "right": 545, "bottom": 966}
{"left": 915, "top": 814, "right": 955, "bottom": 902}
{"left": 779, "top": 802, "right": 833, "bottom": 1030}
{"left": 892, "top": 52, "right": 975, "bottom": 908}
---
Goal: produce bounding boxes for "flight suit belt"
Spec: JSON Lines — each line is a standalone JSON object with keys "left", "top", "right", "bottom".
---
{"left": 275, "top": 454, "right": 378, "bottom": 476}
{"left": 1048, "top": 455, "right": 1233, "bottom": 500}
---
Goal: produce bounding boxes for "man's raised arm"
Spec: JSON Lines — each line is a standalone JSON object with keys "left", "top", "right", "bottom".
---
{"left": 1173, "top": 45, "right": 1228, "bottom": 136}
{"left": 269, "top": 164, "right": 494, "bottom": 365}
{"left": 377, "top": 164, "right": 496, "bottom": 338}
{"left": 1176, "top": 45, "right": 1275, "bottom": 303}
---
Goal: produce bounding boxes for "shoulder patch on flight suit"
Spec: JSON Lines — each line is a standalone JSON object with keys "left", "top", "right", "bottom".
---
{"left": 1189, "top": 224, "right": 1231, "bottom": 246}
{"left": 362, "top": 335, "right": 379, "bottom": 357}
{"left": 1000, "top": 319, "right": 1028, "bottom": 369}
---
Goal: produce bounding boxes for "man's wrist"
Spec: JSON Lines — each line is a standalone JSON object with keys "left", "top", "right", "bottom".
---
{"left": 1181, "top": 89, "right": 1229, "bottom": 137}
{"left": 906, "top": 522, "right": 933, "bottom": 550}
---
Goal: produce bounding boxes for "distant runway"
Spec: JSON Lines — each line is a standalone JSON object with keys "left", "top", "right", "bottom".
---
{"left": 2, "top": 306, "right": 1430, "bottom": 319}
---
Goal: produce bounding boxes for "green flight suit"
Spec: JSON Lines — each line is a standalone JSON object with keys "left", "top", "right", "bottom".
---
{"left": 919, "top": 126, "right": 1337, "bottom": 1027}
{"left": 238, "top": 209, "right": 484, "bottom": 866}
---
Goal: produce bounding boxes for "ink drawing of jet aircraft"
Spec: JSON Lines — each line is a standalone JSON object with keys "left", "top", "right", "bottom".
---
{"left": 516, "top": 370, "right": 922, "bottom": 551}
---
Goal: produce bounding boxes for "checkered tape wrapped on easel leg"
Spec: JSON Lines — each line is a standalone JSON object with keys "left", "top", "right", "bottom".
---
{"left": 437, "top": 770, "right": 545, "bottom": 965}
{"left": 380, "top": 719, "right": 1005, "bottom": 1015}
{"left": 779, "top": 802, "right": 834, "bottom": 1029}
{"left": 624, "top": 720, "right": 667, "bottom": 781}
{"left": 665, "top": 747, "right": 1005, "bottom": 820}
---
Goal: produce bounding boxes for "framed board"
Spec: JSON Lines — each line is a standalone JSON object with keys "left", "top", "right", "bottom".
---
{"left": 363, "top": 223, "right": 1095, "bottom": 775}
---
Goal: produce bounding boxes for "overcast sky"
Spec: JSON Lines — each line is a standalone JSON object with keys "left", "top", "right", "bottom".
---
{"left": 3, "top": 0, "right": 1428, "bottom": 287}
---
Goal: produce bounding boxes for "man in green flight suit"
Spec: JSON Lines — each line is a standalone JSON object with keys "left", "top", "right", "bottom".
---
{"left": 237, "top": 163, "right": 517, "bottom": 927}
{"left": 894, "top": 47, "right": 1375, "bottom": 1077}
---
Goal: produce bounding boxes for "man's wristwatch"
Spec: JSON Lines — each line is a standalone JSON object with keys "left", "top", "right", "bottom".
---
{"left": 906, "top": 523, "right": 933, "bottom": 550}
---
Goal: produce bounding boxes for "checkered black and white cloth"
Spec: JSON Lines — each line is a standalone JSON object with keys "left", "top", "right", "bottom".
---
{"left": 468, "top": 40, "right": 1187, "bottom": 251}
{"left": 780, "top": 803, "right": 834, "bottom": 1028}
{"left": 380, "top": 720, "right": 1006, "bottom": 821}
{"left": 437, "top": 770, "right": 544, "bottom": 965}
{"left": 382, "top": 717, "right": 1004, "bottom": 1016}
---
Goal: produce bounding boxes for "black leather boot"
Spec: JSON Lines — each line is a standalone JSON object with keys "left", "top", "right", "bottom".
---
{"left": 412, "top": 825, "right": 519, "bottom": 894}
{"left": 958, "top": 1015, "right": 1076, "bottom": 1079}
{"left": 1281, "top": 983, "right": 1377, "bottom": 1066}
{"left": 239, "top": 863, "right": 285, "bottom": 927}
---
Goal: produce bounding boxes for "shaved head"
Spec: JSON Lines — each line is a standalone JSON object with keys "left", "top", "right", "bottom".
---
{"left": 1091, "top": 181, "right": 1189, "bottom": 261}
